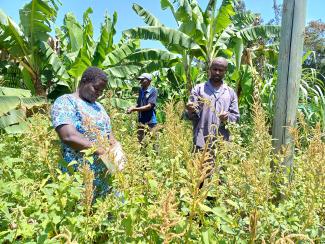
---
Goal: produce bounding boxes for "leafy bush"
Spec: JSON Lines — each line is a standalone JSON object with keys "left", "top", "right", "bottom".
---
{"left": 0, "top": 102, "right": 324, "bottom": 243}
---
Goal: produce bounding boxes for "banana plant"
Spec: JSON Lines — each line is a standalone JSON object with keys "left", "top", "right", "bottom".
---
{"left": 0, "top": 0, "right": 60, "bottom": 95}
{"left": 50, "top": 9, "right": 178, "bottom": 91}
{"left": 124, "top": 0, "right": 280, "bottom": 91}
{"left": 44, "top": 8, "right": 179, "bottom": 109}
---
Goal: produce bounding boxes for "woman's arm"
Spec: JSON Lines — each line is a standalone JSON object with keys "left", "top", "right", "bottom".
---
{"left": 55, "top": 124, "right": 105, "bottom": 155}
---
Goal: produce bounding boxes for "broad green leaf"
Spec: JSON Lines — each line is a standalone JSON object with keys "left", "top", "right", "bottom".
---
{"left": 214, "top": 0, "right": 235, "bottom": 34}
{"left": 67, "top": 8, "right": 96, "bottom": 80}
{"left": 199, "top": 204, "right": 232, "bottom": 223}
{"left": 0, "top": 87, "right": 31, "bottom": 97}
{"left": 225, "top": 199, "right": 239, "bottom": 209}
{"left": 161, "top": 0, "right": 174, "bottom": 11}
{"left": 240, "top": 25, "right": 280, "bottom": 42}
{"left": 212, "top": 25, "right": 234, "bottom": 54}
{"left": 232, "top": 12, "right": 256, "bottom": 27}
{"left": 124, "top": 26, "right": 198, "bottom": 50}
{"left": 4, "top": 121, "right": 28, "bottom": 134}
{"left": 0, "top": 96, "right": 20, "bottom": 116}
{"left": 174, "top": 0, "right": 205, "bottom": 43}
{"left": 63, "top": 12, "right": 83, "bottom": 52}
{"left": 105, "top": 79, "right": 130, "bottom": 89}
{"left": 0, "top": 86, "right": 46, "bottom": 133}
{"left": 111, "top": 12, "right": 118, "bottom": 43}
{"left": 233, "top": 37, "right": 244, "bottom": 69}
{"left": 19, "top": 0, "right": 59, "bottom": 45}
{"left": 121, "top": 215, "right": 133, "bottom": 236}
{"left": 68, "top": 48, "right": 92, "bottom": 79}
{"left": 142, "top": 60, "right": 179, "bottom": 73}
{"left": 102, "top": 41, "right": 138, "bottom": 66}
{"left": 204, "top": 0, "right": 217, "bottom": 20}
{"left": 0, "top": 109, "right": 25, "bottom": 129}
{"left": 238, "top": 65, "right": 253, "bottom": 103}
{"left": 166, "top": 68, "right": 182, "bottom": 90}
{"left": 93, "top": 12, "right": 117, "bottom": 66}
{"left": 20, "top": 96, "right": 46, "bottom": 109}
{"left": 133, "top": 4, "right": 164, "bottom": 26}
{"left": 82, "top": 7, "right": 95, "bottom": 48}
{"left": 40, "top": 41, "right": 71, "bottom": 85}
{"left": 106, "top": 64, "right": 141, "bottom": 79}
{"left": 201, "top": 228, "right": 217, "bottom": 244}
{"left": 0, "top": 10, "right": 29, "bottom": 58}
{"left": 175, "top": 0, "right": 193, "bottom": 22}
{"left": 126, "top": 49, "right": 179, "bottom": 63}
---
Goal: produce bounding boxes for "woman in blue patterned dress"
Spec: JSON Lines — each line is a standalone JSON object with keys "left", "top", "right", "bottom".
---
{"left": 51, "top": 67, "right": 121, "bottom": 197}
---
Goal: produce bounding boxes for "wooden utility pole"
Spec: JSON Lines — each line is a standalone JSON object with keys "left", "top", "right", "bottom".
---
{"left": 272, "top": 0, "right": 306, "bottom": 172}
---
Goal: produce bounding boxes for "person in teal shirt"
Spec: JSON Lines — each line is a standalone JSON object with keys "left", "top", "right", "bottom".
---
{"left": 51, "top": 67, "right": 124, "bottom": 198}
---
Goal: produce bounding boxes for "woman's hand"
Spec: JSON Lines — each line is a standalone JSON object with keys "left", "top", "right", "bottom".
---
{"left": 95, "top": 147, "right": 106, "bottom": 156}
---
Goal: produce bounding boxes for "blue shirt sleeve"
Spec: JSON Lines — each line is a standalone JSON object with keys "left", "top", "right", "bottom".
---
{"left": 51, "top": 95, "right": 77, "bottom": 129}
{"left": 147, "top": 88, "right": 158, "bottom": 107}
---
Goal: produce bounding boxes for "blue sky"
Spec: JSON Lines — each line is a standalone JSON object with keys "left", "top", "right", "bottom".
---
{"left": 0, "top": 0, "right": 323, "bottom": 48}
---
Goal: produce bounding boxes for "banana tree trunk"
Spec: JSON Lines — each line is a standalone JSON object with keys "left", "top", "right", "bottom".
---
{"left": 34, "top": 76, "right": 46, "bottom": 96}
{"left": 20, "top": 59, "right": 46, "bottom": 96}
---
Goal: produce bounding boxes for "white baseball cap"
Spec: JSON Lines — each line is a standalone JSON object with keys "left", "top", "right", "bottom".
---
{"left": 137, "top": 73, "right": 152, "bottom": 81}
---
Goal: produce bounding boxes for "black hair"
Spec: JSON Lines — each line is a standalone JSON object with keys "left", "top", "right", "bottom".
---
{"left": 210, "top": 57, "right": 228, "bottom": 69}
{"left": 80, "top": 67, "right": 108, "bottom": 85}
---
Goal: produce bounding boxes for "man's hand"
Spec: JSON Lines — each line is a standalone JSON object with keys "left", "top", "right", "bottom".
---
{"left": 186, "top": 102, "right": 198, "bottom": 113}
{"left": 126, "top": 107, "right": 135, "bottom": 114}
{"left": 219, "top": 111, "right": 229, "bottom": 122}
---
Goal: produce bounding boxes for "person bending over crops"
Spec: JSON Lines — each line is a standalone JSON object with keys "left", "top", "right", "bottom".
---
{"left": 127, "top": 73, "right": 158, "bottom": 146}
{"left": 51, "top": 67, "right": 125, "bottom": 198}
{"left": 186, "top": 57, "right": 240, "bottom": 155}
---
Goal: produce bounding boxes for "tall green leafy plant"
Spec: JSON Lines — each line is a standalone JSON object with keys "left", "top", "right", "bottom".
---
{"left": 0, "top": 0, "right": 61, "bottom": 95}
{"left": 50, "top": 9, "right": 178, "bottom": 93}
{"left": 124, "top": 0, "right": 280, "bottom": 92}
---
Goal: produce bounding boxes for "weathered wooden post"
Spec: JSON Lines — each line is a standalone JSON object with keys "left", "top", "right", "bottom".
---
{"left": 272, "top": 0, "right": 307, "bottom": 174}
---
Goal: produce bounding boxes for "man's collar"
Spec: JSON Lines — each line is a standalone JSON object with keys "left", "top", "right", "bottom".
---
{"left": 142, "top": 86, "right": 153, "bottom": 92}
{"left": 207, "top": 80, "right": 224, "bottom": 89}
